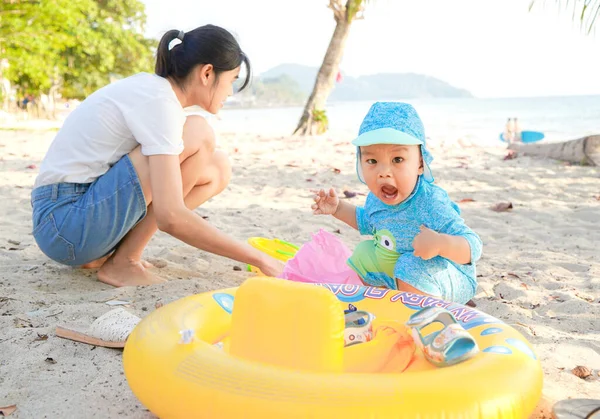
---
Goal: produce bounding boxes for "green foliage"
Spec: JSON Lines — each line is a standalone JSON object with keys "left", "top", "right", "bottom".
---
{"left": 346, "top": 0, "right": 361, "bottom": 21}
{"left": 529, "top": 0, "right": 600, "bottom": 34}
{"left": 312, "top": 108, "right": 329, "bottom": 134}
{"left": 346, "top": 0, "right": 372, "bottom": 22}
{"left": 0, "top": 0, "right": 155, "bottom": 98}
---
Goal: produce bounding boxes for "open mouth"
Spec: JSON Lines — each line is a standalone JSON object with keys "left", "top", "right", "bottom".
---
{"left": 380, "top": 185, "right": 399, "bottom": 201}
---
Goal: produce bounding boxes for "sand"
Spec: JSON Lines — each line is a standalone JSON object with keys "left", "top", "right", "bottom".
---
{"left": 0, "top": 125, "right": 598, "bottom": 418}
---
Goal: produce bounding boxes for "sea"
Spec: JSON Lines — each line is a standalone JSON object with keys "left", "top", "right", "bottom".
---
{"left": 203, "top": 95, "right": 600, "bottom": 146}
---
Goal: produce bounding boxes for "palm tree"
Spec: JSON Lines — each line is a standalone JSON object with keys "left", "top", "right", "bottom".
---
{"left": 293, "top": 0, "right": 372, "bottom": 136}
{"left": 529, "top": 0, "right": 600, "bottom": 34}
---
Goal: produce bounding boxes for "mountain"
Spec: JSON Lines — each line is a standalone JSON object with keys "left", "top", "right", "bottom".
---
{"left": 259, "top": 63, "right": 473, "bottom": 100}
{"left": 260, "top": 64, "right": 320, "bottom": 94}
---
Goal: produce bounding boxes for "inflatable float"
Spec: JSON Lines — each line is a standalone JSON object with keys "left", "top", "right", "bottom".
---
{"left": 123, "top": 277, "right": 543, "bottom": 418}
{"left": 246, "top": 237, "right": 299, "bottom": 273}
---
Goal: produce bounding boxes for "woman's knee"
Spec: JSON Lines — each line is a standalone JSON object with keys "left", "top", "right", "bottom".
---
{"left": 181, "top": 115, "right": 215, "bottom": 160}
{"left": 212, "top": 150, "right": 231, "bottom": 191}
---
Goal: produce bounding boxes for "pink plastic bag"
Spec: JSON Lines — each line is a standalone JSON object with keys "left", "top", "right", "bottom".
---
{"left": 279, "top": 229, "right": 363, "bottom": 285}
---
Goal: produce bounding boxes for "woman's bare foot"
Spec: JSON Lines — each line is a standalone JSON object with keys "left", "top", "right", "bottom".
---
{"left": 97, "top": 255, "right": 166, "bottom": 287}
{"left": 82, "top": 255, "right": 154, "bottom": 270}
{"left": 141, "top": 260, "right": 154, "bottom": 269}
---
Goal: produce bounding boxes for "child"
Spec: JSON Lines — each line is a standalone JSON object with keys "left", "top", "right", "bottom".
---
{"left": 311, "top": 102, "right": 482, "bottom": 304}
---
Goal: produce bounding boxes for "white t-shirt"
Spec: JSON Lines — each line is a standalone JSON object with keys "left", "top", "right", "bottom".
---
{"left": 34, "top": 73, "right": 186, "bottom": 188}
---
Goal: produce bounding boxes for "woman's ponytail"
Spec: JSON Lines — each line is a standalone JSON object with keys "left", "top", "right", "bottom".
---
{"left": 155, "top": 29, "right": 183, "bottom": 78}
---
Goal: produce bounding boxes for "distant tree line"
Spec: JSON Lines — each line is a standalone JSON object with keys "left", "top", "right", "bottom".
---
{"left": 0, "top": 0, "right": 154, "bottom": 115}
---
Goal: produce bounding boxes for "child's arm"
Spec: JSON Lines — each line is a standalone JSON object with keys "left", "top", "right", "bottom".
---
{"left": 437, "top": 233, "right": 473, "bottom": 264}
{"left": 312, "top": 188, "right": 358, "bottom": 230}
{"left": 413, "top": 226, "right": 480, "bottom": 265}
{"left": 332, "top": 200, "right": 358, "bottom": 230}
{"left": 413, "top": 189, "right": 483, "bottom": 266}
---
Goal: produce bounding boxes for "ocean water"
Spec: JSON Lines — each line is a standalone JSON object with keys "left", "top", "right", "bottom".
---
{"left": 205, "top": 95, "right": 600, "bottom": 146}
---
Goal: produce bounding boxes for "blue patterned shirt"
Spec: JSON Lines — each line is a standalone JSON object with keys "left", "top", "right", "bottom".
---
{"left": 355, "top": 177, "right": 482, "bottom": 288}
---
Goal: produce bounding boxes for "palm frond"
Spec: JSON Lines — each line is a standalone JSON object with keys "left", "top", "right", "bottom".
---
{"left": 587, "top": 1, "right": 600, "bottom": 33}
{"left": 345, "top": 0, "right": 373, "bottom": 22}
{"left": 329, "top": 0, "right": 345, "bottom": 21}
{"left": 529, "top": 0, "right": 600, "bottom": 33}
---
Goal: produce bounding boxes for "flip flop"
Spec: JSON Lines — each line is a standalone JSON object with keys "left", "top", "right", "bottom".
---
{"left": 55, "top": 308, "right": 141, "bottom": 348}
{"left": 344, "top": 309, "right": 375, "bottom": 347}
{"left": 406, "top": 306, "right": 479, "bottom": 367}
{"left": 553, "top": 399, "right": 600, "bottom": 419}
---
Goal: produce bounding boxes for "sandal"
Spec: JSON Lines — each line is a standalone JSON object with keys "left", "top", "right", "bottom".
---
{"left": 344, "top": 305, "right": 375, "bottom": 347}
{"left": 55, "top": 308, "right": 141, "bottom": 348}
{"left": 406, "top": 306, "right": 479, "bottom": 367}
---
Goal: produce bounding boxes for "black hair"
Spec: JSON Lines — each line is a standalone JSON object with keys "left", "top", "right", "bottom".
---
{"left": 155, "top": 24, "right": 251, "bottom": 92}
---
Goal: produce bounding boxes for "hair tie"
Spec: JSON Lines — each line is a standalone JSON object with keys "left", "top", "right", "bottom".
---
{"left": 168, "top": 30, "right": 185, "bottom": 51}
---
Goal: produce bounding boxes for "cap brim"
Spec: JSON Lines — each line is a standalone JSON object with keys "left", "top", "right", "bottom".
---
{"left": 352, "top": 127, "right": 424, "bottom": 147}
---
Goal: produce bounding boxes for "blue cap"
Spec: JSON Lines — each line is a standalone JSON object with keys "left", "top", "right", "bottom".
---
{"left": 353, "top": 102, "right": 434, "bottom": 183}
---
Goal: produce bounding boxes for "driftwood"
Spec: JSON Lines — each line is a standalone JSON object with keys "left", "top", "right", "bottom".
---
{"left": 508, "top": 135, "right": 600, "bottom": 166}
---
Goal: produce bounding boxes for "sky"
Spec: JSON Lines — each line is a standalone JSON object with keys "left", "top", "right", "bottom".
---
{"left": 139, "top": 0, "right": 600, "bottom": 98}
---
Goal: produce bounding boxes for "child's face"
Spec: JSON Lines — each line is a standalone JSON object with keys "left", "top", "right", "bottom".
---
{"left": 359, "top": 144, "right": 424, "bottom": 205}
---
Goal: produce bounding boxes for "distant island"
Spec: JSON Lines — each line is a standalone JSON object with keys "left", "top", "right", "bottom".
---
{"left": 230, "top": 63, "right": 472, "bottom": 108}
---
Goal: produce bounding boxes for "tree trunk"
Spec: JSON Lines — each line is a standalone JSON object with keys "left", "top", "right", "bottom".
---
{"left": 0, "top": 58, "right": 10, "bottom": 112}
{"left": 46, "top": 66, "right": 61, "bottom": 119}
{"left": 508, "top": 135, "right": 600, "bottom": 166}
{"left": 293, "top": 17, "right": 352, "bottom": 135}
{"left": 48, "top": 84, "right": 60, "bottom": 119}
{"left": 0, "top": 78, "right": 9, "bottom": 112}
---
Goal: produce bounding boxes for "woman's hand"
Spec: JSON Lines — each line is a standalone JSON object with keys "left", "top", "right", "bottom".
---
{"left": 311, "top": 188, "right": 340, "bottom": 215}
{"left": 257, "top": 257, "right": 285, "bottom": 277}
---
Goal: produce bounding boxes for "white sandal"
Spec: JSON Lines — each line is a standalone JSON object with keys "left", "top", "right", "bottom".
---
{"left": 55, "top": 308, "right": 141, "bottom": 348}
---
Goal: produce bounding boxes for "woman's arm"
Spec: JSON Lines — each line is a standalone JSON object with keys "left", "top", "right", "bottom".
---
{"left": 148, "top": 154, "right": 282, "bottom": 275}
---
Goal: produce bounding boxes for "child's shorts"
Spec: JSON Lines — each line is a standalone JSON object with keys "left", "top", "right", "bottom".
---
{"left": 30, "top": 155, "right": 147, "bottom": 266}
{"left": 347, "top": 239, "right": 476, "bottom": 304}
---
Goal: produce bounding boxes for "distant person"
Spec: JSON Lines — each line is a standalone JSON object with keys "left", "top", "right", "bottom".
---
{"left": 31, "top": 24, "right": 284, "bottom": 287}
{"left": 504, "top": 118, "right": 515, "bottom": 143}
{"left": 513, "top": 117, "right": 522, "bottom": 142}
{"left": 18, "top": 95, "right": 28, "bottom": 110}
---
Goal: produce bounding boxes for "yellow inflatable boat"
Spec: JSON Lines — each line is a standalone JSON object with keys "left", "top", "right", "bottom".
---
{"left": 123, "top": 278, "right": 543, "bottom": 418}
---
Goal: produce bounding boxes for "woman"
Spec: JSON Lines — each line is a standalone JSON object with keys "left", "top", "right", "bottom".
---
{"left": 31, "top": 25, "right": 284, "bottom": 287}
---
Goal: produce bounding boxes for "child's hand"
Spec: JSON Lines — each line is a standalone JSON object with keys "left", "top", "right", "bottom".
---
{"left": 311, "top": 188, "right": 340, "bottom": 215}
{"left": 412, "top": 225, "right": 442, "bottom": 260}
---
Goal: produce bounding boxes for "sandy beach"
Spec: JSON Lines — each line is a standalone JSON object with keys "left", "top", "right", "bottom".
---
{"left": 0, "top": 126, "right": 598, "bottom": 418}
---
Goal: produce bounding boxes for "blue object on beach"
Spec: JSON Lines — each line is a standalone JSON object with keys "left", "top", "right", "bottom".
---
{"left": 406, "top": 306, "right": 480, "bottom": 367}
{"left": 499, "top": 131, "right": 545, "bottom": 143}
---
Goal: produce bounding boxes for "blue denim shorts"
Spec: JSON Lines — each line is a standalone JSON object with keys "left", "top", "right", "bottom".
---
{"left": 31, "top": 155, "right": 147, "bottom": 266}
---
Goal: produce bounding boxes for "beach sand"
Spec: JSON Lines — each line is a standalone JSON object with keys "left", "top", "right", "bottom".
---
{"left": 0, "top": 127, "right": 598, "bottom": 418}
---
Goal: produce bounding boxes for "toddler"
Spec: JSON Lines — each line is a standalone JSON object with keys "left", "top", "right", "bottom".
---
{"left": 311, "top": 102, "right": 482, "bottom": 304}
